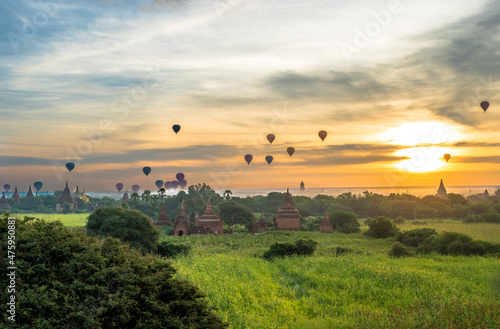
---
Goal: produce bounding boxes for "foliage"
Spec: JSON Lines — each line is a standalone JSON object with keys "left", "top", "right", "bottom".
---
{"left": 86, "top": 207, "right": 160, "bottom": 254}
{"left": 395, "top": 228, "right": 438, "bottom": 247}
{"left": 263, "top": 239, "right": 318, "bottom": 259}
{"left": 0, "top": 214, "right": 226, "bottom": 328}
{"left": 157, "top": 240, "right": 191, "bottom": 258}
{"left": 366, "top": 216, "right": 399, "bottom": 239}
{"left": 389, "top": 242, "right": 411, "bottom": 257}
{"left": 328, "top": 210, "right": 360, "bottom": 233}
{"left": 433, "top": 231, "right": 500, "bottom": 256}
{"left": 218, "top": 201, "right": 256, "bottom": 231}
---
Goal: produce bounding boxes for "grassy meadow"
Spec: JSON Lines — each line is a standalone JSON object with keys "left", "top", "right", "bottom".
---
{"left": 11, "top": 213, "right": 500, "bottom": 328}
{"left": 11, "top": 213, "right": 89, "bottom": 227}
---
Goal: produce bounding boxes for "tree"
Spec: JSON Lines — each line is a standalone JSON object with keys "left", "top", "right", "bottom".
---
{"left": 218, "top": 201, "right": 256, "bottom": 231}
{"left": 366, "top": 216, "right": 399, "bottom": 238}
{"left": 86, "top": 207, "right": 160, "bottom": 253}
{"left": 328, "top": 210, "right": 360, "bottom": 233}
{"left": 0, "top": 214, "right": 226, "bottom": 328}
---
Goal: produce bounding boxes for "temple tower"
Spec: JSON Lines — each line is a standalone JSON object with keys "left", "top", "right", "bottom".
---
{"left": 156, "top": 203, "right": 172, "bottom": 226}
{"left": 436, "top": 179, "right": 447, "bottom": 197}
{"left": 174, "top": 200, "right": 191, "bottom": 236}
{"left": 319, "top": 210, "right": 333, "bottom": 232}
{"left": 274, "top": 188, "right": 302, "bottom": 230}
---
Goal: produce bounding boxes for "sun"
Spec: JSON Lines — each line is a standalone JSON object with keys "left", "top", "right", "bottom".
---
{"left": 379, "top": 121, "right": 461, "bottom": 173}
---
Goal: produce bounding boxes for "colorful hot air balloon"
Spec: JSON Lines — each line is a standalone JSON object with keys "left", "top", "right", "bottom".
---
{"left": 172, "top": 124, "right": 181, "bottom": 134}
{"left": 142, "top": 167, "right": 151, "bottom": 177}
{"left": 179, "top": 179, "right": 187, "bottom": 189}
{"left": 176, "top": 173, "right": 185, "bottom": 181}
{"left": 171, "top": 181, "right": 180, "bottom": 189}
{"left": 265, "top": 156, "right": 273, "bottom": 165}
{"left": 267, "top": 134, "right": 275, "bottom": 144}
{"left": 66, "top": 162, "right": 75, "bottom": 172}
{"left": 318, "top": 130, "right": 327, "bottom": 142}
{"left": 480, "top": 101, "right": 489, "bottom": 112}
{"left": 244, "top": 154, "right": 253, "bottom": 165}
{"left": 164, "top": 181, "right": 173, "bottom": 190}
{"left": 444, "top": 154, "right": 451, "bottom": 163}
{"left": 34, "top": 181, "right": 43, "bottom": 191}
{"left": 132, "top": 185, "right": 140, "bottom": 193}
{"left": 286, "top": 147, "right": 295, "bottom": 157}
{"left": 116, "top": 183, "right": 124, "bottom": 192}
{"left": 155, "top": 180, "right": 164, "bottom": 189}
{"left": 3, "top": 184, "right": 10, "bottom": 192}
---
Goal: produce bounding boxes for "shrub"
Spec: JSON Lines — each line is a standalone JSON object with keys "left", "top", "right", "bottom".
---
{"left": 366, "top": 216, "right": 399, "bottom": 239}
{"left": 392, "top": 216, "right": 405, "bottom": 224}
{"left": 395, "top": 228, "right": 438, "bottom": 247}
{"left": 433, "top": 231, "right": 473, "bottom": 254}
{"left": 389, "top": 242, "right": 410, "bottom": 257}
{"left": 86, "top": 207, "right": 160, "bottom": 254}
{"left": 0, "top": 215, "right": 226, "bottom": 328}
{"left": 263, "top": 239, "right": 317, "bottom": 259}
{"left": 329, "top": 210, "right": 360, "bottom": 234}
{"left": 335, "top": 246, "right": 353, "bottom": 256}
{"left": 478, "top": 211, "right": 500, "bottom": 223}
{"left": 157, "top": 240, "right": 191, "bottom": 258}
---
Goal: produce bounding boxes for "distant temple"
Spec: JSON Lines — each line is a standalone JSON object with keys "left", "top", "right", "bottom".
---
{"left": 155, "top": 203, "right": 172, "bottom": 226}
{"left": 174, "top": 200, "right": 191, "bottom": 236}
{"left": 436, "top": 179, "right": 447, "bottom": 197}
{"left": 495, "top": 187, "right": 500, "bottom": 196}
{"left": 193, "top": 198, "right": 224, "bottom": 235}
{"left": 274, "top": 188, "right": 302, "bottom": 230}
{"left": 255, "top": 212, "right": 268, "bottom": 231}
{"left": 12, "top": 186, "right": 20, "bottom": 204}
{"left": 56, "top": 181, "right": 78, "bottom": 212}
{"left": 0, "top": 193, "right": 10, "bottom": 211}
{"left": 484, "top": 189, "right": 489, "bottom": 196}
{"left": 300, "top": 181, "right": 305, "bottom": 191}
{"left": 319, "top": 211, "right": 333, "bottom": 232}
{"left": 25, "top": 185, "right": 34, "bottom": 198}
{"left": 122, "top": 192, "right": 129, "bottom": 201}
{"left": 81, "top": 189, "right": 89, "bottom": 203}
{"left": 74, "top": 186, "right": 81, "bottom": 198}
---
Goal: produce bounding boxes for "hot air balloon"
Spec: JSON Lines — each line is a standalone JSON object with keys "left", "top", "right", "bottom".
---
{"left": 267, "top": 134, "right": 275, "bottom": 144}
{"left": 480, "top": 101, "right": 489, "bottom": 112}
{"left": 34, "top": 181, "right": 43, "bottom": 192}
{"left": 265, "top": 156, "right": 273, "bottom": 165}
{"left": 444, "top": 154, "right": 451, "bottom": 163}
{"left": 164, "top": 181, "right": 173, "bottom": 190}
{"left": 66, "top": 162, "right": 75, "bottom": 172}
{"left": 171, "top": 181, "right": 180, "bottom": 189}
{"left": 142, "top": 167, "right": 151, "bottom": 177}
{"left": 116, "top": 183, "right": 124, "bottom": 192}
{"left": 318, "top": 130, "right": 327, "bottom": 142}
{"left": 155, "top": 180, "right": 164, "bottom": 189}
{"left": 179, "top": 179, "right": 187, "bottom": 189}
{"left": 244, "top": 154, "right": 253, "bottom": 165}
{"left": 286, "top": 147, "right": 295, "bottom": 157}
{"left": 3, "top": 184, "right": 10, "bottom": 192}
{"left": 176, "top": 173, "right": 185, "bottom": 181}
{"left": 172, "top": 124, "right": 181, "bottom": 134}
{"left": 132, "top": 185, "right": 140, "bottom": 193}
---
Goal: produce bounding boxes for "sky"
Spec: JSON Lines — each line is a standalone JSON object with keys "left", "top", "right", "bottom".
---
{"left": 1, "top": 0, "right": 499, "bottom": 192}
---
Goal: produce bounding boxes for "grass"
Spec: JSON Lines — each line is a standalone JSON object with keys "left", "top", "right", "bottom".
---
{"left": 11, "top": 213, "right": 89, "bottom": 227}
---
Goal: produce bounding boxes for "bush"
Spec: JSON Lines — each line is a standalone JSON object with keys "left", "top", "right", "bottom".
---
{"left": 392, "top": 216, "right": 405, "bottom": 224}
{"left": 389, "top": 242, "right": 410, "bottom": 257}
{"left": 478, "top": 211, "right": 500, "bottom": 223}
{"left": 395, "top": 228, "right": 438, "bottom": 247}
{"left": 433, "top": 231, "right": 473, "bottom": 254}
{"left": 86, "top": 207, "right": 160, "bottom": 254}
{"left": 157, "top": 240, "right": 191, "bottom": 258}
{"left": 329, "top": 210, "right": 360, "bottom": 233}
{"left": 263, "top": 239, "right": 317, "bottom": 259}
{"left": 366, "top": 216, "right": 399, "bottom": 239}
{"left": 0, "top": 215, "right": 226, "bottom": 328}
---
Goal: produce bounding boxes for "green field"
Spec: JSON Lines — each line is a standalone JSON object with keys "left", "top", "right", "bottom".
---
{"left": 167, "top": 229, "right": 500, "bottom": 329}
{"left": 12, "top": 213, "right": 89, "bottom": 227}
{"left": 12, "top": 214, "right": 500, "bottom": 328}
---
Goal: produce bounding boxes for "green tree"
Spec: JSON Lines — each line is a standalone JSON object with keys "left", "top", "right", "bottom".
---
{"left": 328, "top": 210, "right": 360, "bottom": 233}
{"left": 0, "top": 214, "right": 226, "bottom": 328}
{"left": 219, "top": 201, "right": 256, "bottom": 231}
{"left": 86, "top": 207, "right": 159, "bottom": 253}
{"left": 366, "top": 216, "right": 399, "bottom": 239}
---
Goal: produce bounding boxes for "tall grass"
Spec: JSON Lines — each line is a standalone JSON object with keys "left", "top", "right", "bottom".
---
{"left": 11, "top": 213, "right": 89, "bottom": 227}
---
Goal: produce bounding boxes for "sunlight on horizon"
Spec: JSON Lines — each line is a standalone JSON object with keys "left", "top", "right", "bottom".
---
{"left": 379, "top": 121, "right": 462, "bottom": 146}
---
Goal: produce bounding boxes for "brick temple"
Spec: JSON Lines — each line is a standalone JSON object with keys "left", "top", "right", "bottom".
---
{"left": 193, "top": 198, "right": 224, "bottom": 235}
{"left": 274, "top": 188, "right": 302, "bottom": 230}
{"left": 174, "top": 200, "right": 190, "bottom": 236}
{"left": 319, "top": 210, "right": 333, "bottom": 232}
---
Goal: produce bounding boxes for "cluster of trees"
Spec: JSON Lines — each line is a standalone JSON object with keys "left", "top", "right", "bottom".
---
{"left": 0, "top": 213, "right": 226, "bottom": 328}
{"left": 263, "top": 239, "right": 318, "bottom": 259}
